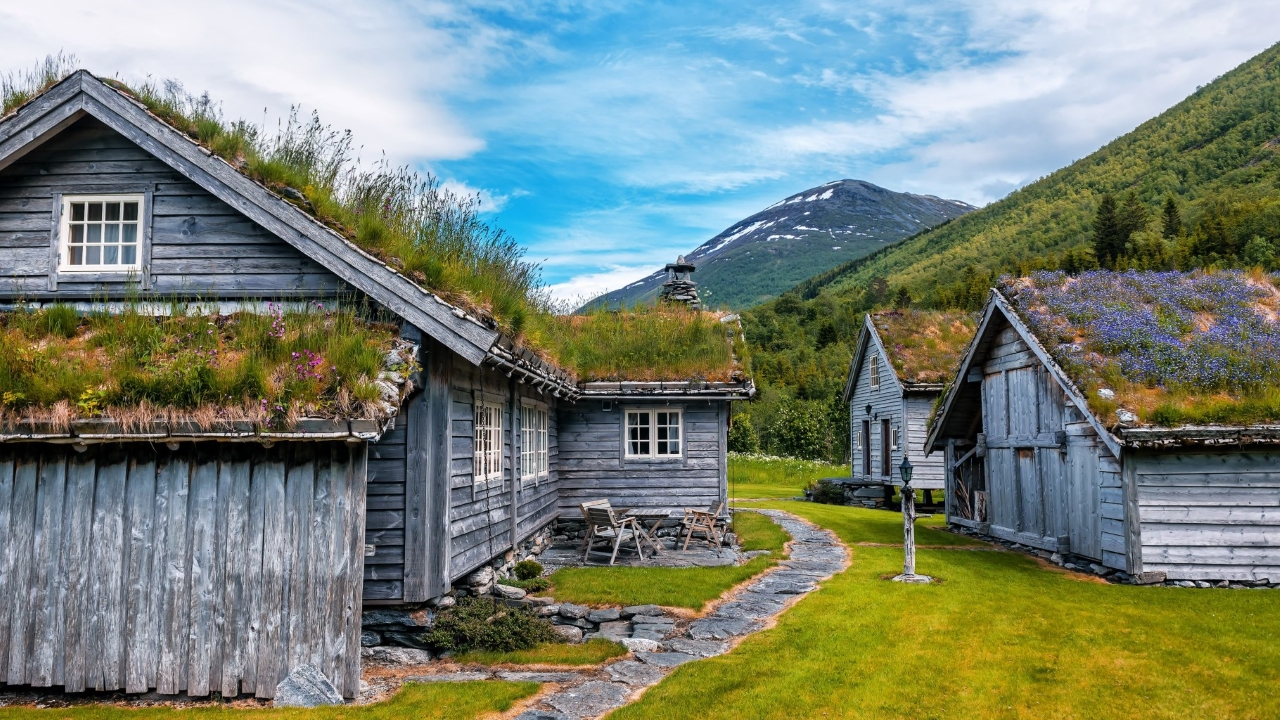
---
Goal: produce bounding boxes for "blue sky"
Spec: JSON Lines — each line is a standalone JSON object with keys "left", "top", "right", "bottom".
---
{"left": 4, "top": 1, "right": 1279, "bottom": 301}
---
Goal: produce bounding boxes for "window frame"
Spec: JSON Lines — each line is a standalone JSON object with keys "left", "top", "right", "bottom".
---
{"left": 520, "top": 401, "right": 550, "bottom": 485}
{"left": 869, "top": 354, "right": 881, "bottom": 388}
{"left": 473, "top": 400, "right": 505, "bottom": 484}
{"left": 891, "top": 426, "right": 900, "bottom": 452}
{"left": 622, "top": 406, "right": 684, "bottom": 461}
{"left": 56, "top": 193, "right": 147, "bottom": 274}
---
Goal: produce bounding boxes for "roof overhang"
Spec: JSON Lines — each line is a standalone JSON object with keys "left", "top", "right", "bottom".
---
{"left": 842, "top": 314, "right": 905, "bottom": 403}
{"left": 1119, "top": 425, "right": 1280, "bottom": 448}
{"left": 0, "top": 418, "right": 396, "bottom": 445}
{"left": 577, "top": 380, "right": 754, "bottom": 400}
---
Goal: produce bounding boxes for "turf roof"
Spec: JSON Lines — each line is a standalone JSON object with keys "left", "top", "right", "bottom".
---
{"left": 870, "top": 310, "right": 977, "bottom": 386}
{"left": 1002, "top": 269, "right": 1280, "bottom": 428}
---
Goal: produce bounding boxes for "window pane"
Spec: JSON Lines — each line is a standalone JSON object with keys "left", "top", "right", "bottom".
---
{"left": 105, "top": 203, "right": 121, "bottom": 222}
{"left": 123, "top": 202, "right": 139, "bottom": 222}
{"left": 70, "top": 225, "right": 84, "bottom": 243}
{"left": 86, "top": 246, "right": 100, "bottom": 265}
{"left": 87, "top": 203, "right": 102, "bottom": 222}
{"left": 69, "top": 247, "right": 83, "bottom": 265}
{"left": 87, "top": 225, "right": 101, "bottom": 244}
{"left": 122, "top": 245, "right": 136, "bottom": 265}
{"left": 104, "top": 246, "right": 119, "bottom": 264}
{"left": 122, "top": 224, "right": 137, "bottom": 244}
{"left": 104, "top": 224, "right": 120, "bottom": 243}
{"left": 71, "top": 203, "right": 85, "bottom": 222}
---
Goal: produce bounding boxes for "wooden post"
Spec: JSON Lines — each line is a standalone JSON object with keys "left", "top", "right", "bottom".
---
{"left": 902, "top": 480, "right": 916, "bottom": 576}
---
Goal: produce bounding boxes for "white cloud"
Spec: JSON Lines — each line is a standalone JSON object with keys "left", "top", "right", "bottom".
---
{"left": 440, "top": 179, "right": 513, "bottom": 213}
{"left": 545, "top": 265, "right": 657, "bottom": 306}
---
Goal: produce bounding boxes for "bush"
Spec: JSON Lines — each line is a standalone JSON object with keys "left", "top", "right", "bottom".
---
{"left": 503, "top": 577, "right": 552, "bottom": 593}
{"left": 422, "top": 597, "right": 560, "bottom": 653}
{"left": 728, "top": 412, "right": 760, "bottom": 453}
{"left": 805, "top": 478, "right": 847, "bottom": 505}
{"left": 514, "top": 560, "right": 544, "bottom": 581}
{"left": 766, "top": 399, "right": 828, "bottom": 460}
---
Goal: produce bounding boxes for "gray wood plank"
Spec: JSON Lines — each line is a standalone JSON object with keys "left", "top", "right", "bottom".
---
{"left": 155, "top": 454, "right": 191, "bottom": 695}
{"left": 88, "top": 453, "right": 127, "bottom": 691}
{"left": 219, "top": 457, "right": 251, "bottom": 697}
{"left": 184, "top": 453, "right": 218, "bottom": 697}
{"left": 28, "top": 456, "right": 67, "bottom": 686}
{"left": 59, "top": 455, "right": 96, "bottom": 692}
{"left": 5, "top": 456, "right": 38, "bottom": 685}
{"left": 403, "top": 387, "right": 429, "bottom": 602}
{"left": 0, "top": 457, "right": 14, "bottom": 679}
{"left": 254, "top": 456, "right": 287, "bottom": 697}
{"left": 122, "top": 455, "right": 158, "bottom": 693}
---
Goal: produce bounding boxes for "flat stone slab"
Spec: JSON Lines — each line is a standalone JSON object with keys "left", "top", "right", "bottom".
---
{"left": 688, "top": 617, "right": 759, "bottom": 640}
{"left": 662, "top": 638, "right": 729, "bottom": 657}
{"left": 606, "top": 660, "right": 665, "bottom": 686}
{"left": 598, "top": 620, "right": 632, "bottom": 640}
{"left": 634, "top": 651, "right": 698, "bottom": 668}
{"left": 275, "top": 664, "right": 344, "bottom": 707}
{"left": 622, "top": 604, "right": 663, "bottom": 617}
{"left": 588, "top": 608, "right": 621, "bottom": 623}
{"left": 545, "top": 680, "right": 633, "bottom": 719}
{"left": 497, "top": 671, "right": 584, "bottom": 683}
{"left": 630, "top": 627, "right": 670, "bottom": 642}
{"left": 403, "top": 671, "right": 492, "bottom": 682}
{"left": 514, "top": 711, "right": 571, "bottom": 720}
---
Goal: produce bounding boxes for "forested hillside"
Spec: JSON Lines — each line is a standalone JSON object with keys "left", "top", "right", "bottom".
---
{"left": 732, "top": 41, "right": 1280, "bottom": 463}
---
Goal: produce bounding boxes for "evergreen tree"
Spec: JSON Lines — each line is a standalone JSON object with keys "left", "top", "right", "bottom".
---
{"left": 1161, "top": 195, "right": 1182, "bottom": 240}
{"left": 893, "top": 286, "right": 911, "bottom": 309}
{"left": 1119, "top": 192, "right": 1149, "bottom": 244}
{"left": 866, "top": 276, "right": 889, "bottom": 306}
{"left": 1092, "top": 194, "right": 1123, "bottom": 268}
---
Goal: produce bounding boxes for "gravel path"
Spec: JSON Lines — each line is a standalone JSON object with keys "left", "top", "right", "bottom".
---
{"left": 420, "top": 510, "right": 849, "bottom": 720}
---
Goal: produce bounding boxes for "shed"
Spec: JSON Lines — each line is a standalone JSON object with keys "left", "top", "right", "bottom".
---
{"left": 0, "top": 70, "right": 752, "bottom": 699}
{"left": 842, "top": 311, "right": 975, "bottom": 495}
{"left": 928, "top": 271, "right": 1280, "bottom": 582}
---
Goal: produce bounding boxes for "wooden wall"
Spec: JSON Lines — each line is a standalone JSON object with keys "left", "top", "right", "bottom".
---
{"left": 1132, "top": 450, "right": 1280, "bottom": 581}
{"left": 556, "top": 399, "right": 727, "bottom": 516}
{"left": 0, "top": 441, "right": 366, "bottom": 699}
{"left": 903, "top": 394, "right": 944, "bottom": 488}
{"left": 0, "top": 116, "right": 347, "bottom": 300}
{"left": 364, "top": 414, "right": 407, "bottom": 602}
{"left": 848, "top": 342, "right": 945, "bottom": 487}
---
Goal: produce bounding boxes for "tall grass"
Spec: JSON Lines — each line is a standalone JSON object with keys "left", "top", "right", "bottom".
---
{"left": 1, "top": 53, "right": 79, "bottom": 116}
{"left": 0, "top": 301, "right": 399, "bottom": 428}
{"left": 531, "top": 306, "right": 743, "bottom": 381}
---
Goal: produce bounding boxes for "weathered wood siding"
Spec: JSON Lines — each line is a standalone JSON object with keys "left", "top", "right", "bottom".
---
{"left": 0, "top": 442, "right": 366, "bottom": 699}
{"left": 1132, "top": 450, "right": 1280, "bottom": 581}
{"left": 0, "top": 116, "right": 346, "bottom": 300}
{"left": 557, "top": 400, "right": 727, "bottom": 516}
{"left": 446, "top": 355, "right": 561, "bottom": 582}
{"left": 365, "top": 414, "right": 407, "bottom": 602}
{"left": 848, "top": 344, "right": 945, "bottom": 487}
{"left": 903, "top": 394, "right": 944, "bottom": 489}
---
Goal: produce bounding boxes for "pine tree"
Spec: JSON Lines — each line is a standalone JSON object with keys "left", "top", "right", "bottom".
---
{"left": 1092, "top": 194, "right": 1123, "bottom": 268}
{"left": 893, "top": 286, "right": 911, "bottom": 309}
{"left": 1161, "top": 195, "right": 1182, "bottom": 240}
{"left": 1119, "top": 192, "right": 1149, "bottom": 243}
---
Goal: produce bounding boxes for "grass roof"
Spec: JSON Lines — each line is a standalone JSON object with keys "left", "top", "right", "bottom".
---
{"left": 1004, "top": 269, "right": 1280, "bottom": 428}
{"left": 870, "top": 310, "right": 976, "bottom": 385}
{"left": 0, "top": 302, "right": 408, "bottom": 431}
{"left": 529, "top": 307, "right": 745, "bottom": 383}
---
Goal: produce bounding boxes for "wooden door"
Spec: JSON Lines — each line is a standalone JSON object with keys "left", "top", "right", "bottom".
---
{"left": 880, "top": 419, "right": 891, "bottom": 479}
{"left": 1066, "top": 439, "right": 1102, "bottom": 560}
{"left": 861, "top": 420, "right": 871, "bottom": 477}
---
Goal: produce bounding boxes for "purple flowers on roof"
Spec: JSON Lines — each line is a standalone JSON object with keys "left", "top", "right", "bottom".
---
{"left": 1005, "top": 270, "right": 1280, "bottom": 391}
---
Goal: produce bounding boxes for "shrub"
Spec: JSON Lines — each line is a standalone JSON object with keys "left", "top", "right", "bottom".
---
{"left": 514, "top": 560, "right": 544, "bottom": 581}
{"left": 728, "top": 412, "right": 760, "bottom": 453}
{"left": 805, "top": 478, "right": 847, "bottom": 505}
{"left": 503, "top": 577, "right": 552, "bottom": 593}
{"left": 422, "top": 597, "right": 560, "bottom": 654}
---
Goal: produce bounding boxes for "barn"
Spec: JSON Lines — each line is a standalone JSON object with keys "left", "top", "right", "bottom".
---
{"left": 928, "top": 271, "right": 1280, "bottom": 583}
{"left": 0, "top": 71, "right": 750, "bottom": 700}
{"left": 842, "top": 311, "right": 975, "bottom": 502}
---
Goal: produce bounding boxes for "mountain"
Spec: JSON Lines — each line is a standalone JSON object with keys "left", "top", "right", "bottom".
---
{"left": 792, "top": 41, "right": 1280, "bottom": 309}
{"left": 586, "top": 180, "right": 974, "bottom": 310}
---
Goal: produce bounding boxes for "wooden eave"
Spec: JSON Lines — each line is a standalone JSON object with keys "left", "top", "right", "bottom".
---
{"left": 0, "top": 417, "right": 395, "bottom": 444}
{"left": 925, "top": 289, "right": 1122, "bottom": 458}
{"left": 1119, "top": 425, "right": 1280, "bottom": 448}
{"left": 577, "top": 380, "right": 755, "bottom": 400}
{"left": 841, "top": 314, "right": 904, "bottom": 403}
{"left": 0, "top": 71, "right": 511, "bottom": 367}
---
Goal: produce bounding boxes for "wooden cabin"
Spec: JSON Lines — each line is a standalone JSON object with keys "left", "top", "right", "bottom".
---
{"left": 0, "top": 71, "right": 750, "bottom": 700}
{"left": 842, "top": 311, "right": 975, "bottom": 498}
{"left": 928, "top": 276, "right": 1280, "bottom": 583}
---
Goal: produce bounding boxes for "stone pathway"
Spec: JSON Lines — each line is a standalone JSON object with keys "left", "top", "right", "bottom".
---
{"left": 402, "top": 510, "right": 848, "bottom": 720}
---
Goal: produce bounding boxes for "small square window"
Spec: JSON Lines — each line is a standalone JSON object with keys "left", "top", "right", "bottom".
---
{"left": 626, "top": 409, "right": 682, "bottom": 459}
{"left": 59, "top": 195, "right": 144, "bottom": 273}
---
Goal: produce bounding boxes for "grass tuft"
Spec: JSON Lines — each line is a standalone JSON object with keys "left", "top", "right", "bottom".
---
{"left": 455, "top": 638, "right": 627, "bottom": 666}
{"left": 728, "top": 453, "right": 848, "bottom": 500}
{"left": 870, "top": 309, "right": 977, "bottom": 384}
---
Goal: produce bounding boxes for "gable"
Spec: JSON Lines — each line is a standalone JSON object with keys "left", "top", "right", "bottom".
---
{"left": 0, "top": 71, "right": 502, "bottom": 366}
{"left": 0, "top": 116, "right": 345, "bottom": 300}
{"left": 842, "top": 316, "right": 902, "bottom": 403}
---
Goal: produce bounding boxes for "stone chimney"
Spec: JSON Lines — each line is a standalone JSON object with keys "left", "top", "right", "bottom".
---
{"left": 659, "top": 255, "right": 700, "bottom": 310}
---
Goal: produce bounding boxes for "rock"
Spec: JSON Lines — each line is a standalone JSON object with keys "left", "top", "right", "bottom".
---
{"left": 588, "top": 608, "right": 621, "bottom": 623}
{"left": 1175, "top": 580, "right": 1196, "bottom": 588}
{"left": 597, "top": 620, "right": 632, "bottom": 640}
{"left": 545, "top": 680, "right": 631, "bottom": 718}
{"left": 558, "top": 603, "right": 590, "bottom": 619}
{"left": 494, "top": 584, "right": 527, "bottom": 600}
{"left": 497, "top": 671, "right": 584, "bottom": 682}
{"left": 688, "top": 617, "right": 758, "bottom": 640}
{"left": 621, "top": 637, "right": 661, "bottom": 653}
{"left": 630, "top": 614, "right": 673, "bottom": 626}
{"left": 1195, "top": 581, "right": 1212, "bottom": 588}
{"left": 631, "top": 627, "right": 669, "bottom": 642}
{"left": 365, "top": 647, "right": 432, "bottom": 665}
{"left": 607, "top": 659, "right": 664, "bottom": 685}
{"left": 274, "top": 665, "right": 344, "bottom": 707}
{"left": 535, "top": 605, "right": 560, "bottom": 617}
{"left": 1089, "top": 564, "right": 1111, "bottom": 576}
{"left": 663, "top": 638, "right": 729, "bottom": 658}
{"left": 362, "top": 608, "right": 431, "bottom": 628}
{"left": 554, "top": 617, "right": 593, "bottom": 630}
{"left": 1097, "top": 388, "right": 1116, "bottom": 400}
{"left": 526, "top": 595, "right": 556, "bottom": 606}
{"left": 360, "top": 630, "right": 381, "bottom": 647}
{"left": 1050, "top": 553, "right": 1063, "bottom": 564}
{"left": 436, "top": 596, "right": 457, "bottom": 609}
{"left": 634, "top": 651, "right": 698, "bottom": 668}
{"left": 552, "top": 625, "right": 584, "bottom": 644}
{"left": 1215, "top": 580, "right": 1230, "bottom": 588}
{"left": 383, "top": 631, "right": 431, "bottom": 650}
{"left": 465, "top": 566, "right": 495, "bottom": 587}
{"left": 1116, "top": 409, "right": 1138, "bottom": 424}
{"left": 515, "top": 712, "right": 570, "bottom": 720}
{"left": 622, "top": 604, "right": 663, "bottom": 618}
{"left": 1134, "top": 571, "right": 1167, "bottom": 585}
{"left": 405, "top": 672, "right": 491, "bottom": 683}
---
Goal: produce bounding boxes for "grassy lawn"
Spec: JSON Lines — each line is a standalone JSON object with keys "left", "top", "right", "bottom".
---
{"left": 729, "top": 453, "right": 848, "bottom": 499}
{"left": 0, "top": 682, "right": 537, "bottom": 720}
{"left": 549, "top": 511, "right": 790, "bottom": 610}
{"left": 456, "top": 638, "right": 628, "bottom": 666}
{"left": 612, "top": 501, "right": 1280, "bottom": 720}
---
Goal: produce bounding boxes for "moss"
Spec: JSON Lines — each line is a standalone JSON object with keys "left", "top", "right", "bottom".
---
{"left": 871, "top": 309, "right": 977, "bottom": 384}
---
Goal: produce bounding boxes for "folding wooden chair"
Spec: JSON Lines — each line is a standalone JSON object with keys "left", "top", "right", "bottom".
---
{"left": 680, "top": 501, "right": 727, "bottom": 550}
{"left": 582, "top": 502, "right": 646, "bottom": 565}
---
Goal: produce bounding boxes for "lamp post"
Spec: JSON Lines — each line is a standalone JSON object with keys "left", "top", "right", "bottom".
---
{"left": 893, "top": 455, "right": 932, "bottom": 584}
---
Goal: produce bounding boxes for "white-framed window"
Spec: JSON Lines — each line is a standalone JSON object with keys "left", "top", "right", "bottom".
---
{"left": 625, "top": 408, "right": 682, "bottom": 458}
{"left": 869, "top": 355, "right": 881, "bottom": 388}
{"left": 59, "top": 195, "right": 144, "bottom": 272}
{"left": 474, "top": 401, "right": 504, "bottom": 482}
{"left": 520, "top": 403, "right": 549, "bottom": 482}
{"left": 891, "top": 426, "right": 900, "bottom": 451}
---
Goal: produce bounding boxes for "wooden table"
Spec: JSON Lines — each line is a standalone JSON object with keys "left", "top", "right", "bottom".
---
{"left": 625, "top": 509, "right": 675, "bottom": 556}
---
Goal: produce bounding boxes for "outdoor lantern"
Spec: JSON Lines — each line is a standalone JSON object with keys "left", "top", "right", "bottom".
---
{"left": 892, "top": 453, "right": 932, "bottom": 584}
{"left": 899, "top": 456, "right": 914, "bottom": 488}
